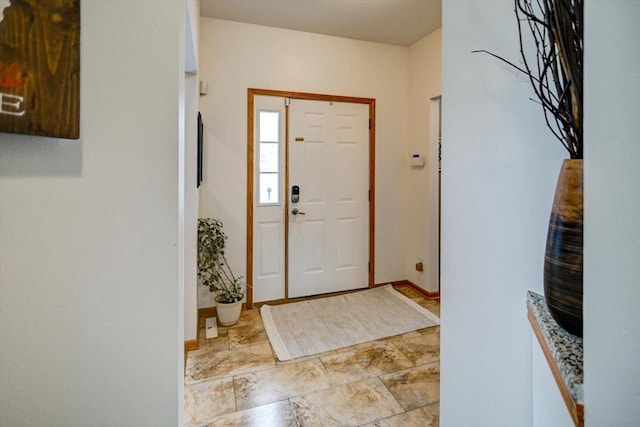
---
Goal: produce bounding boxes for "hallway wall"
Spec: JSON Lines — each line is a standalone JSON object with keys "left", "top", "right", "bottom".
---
{"left": 440, "top": 1, "right": 566, "bottom": 425}
{"left": 0, "top": 2, "right": 185, "bottom": 424}
{"left": 184, "top": 0, "right": 201, "bottom": 343}
{"left": 441, "top": 0, "right": 640, "bottom": 425}
{"left": 583, "top": 1, "right": 640, "bottom": 424}
{"left": 198, "top": 18, "right": 412, "bottom": 307}
{"left": 404, "top": 29, "right": 442, "bottom": 292}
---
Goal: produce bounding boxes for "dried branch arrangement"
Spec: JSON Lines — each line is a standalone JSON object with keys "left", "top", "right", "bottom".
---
{"left": 474, "top": 0, "right": 583, "bottom": 159}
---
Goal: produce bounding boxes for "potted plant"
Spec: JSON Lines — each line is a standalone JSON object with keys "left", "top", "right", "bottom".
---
{"left": 474, "top": 0, "right": 583, "bottom": 336}
{"left": 197, "top": 218, "right": 247, "bottom": 326}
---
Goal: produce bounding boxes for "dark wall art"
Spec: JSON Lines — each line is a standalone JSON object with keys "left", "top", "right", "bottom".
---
{"left": 197, "top": 111, "right": 203, "bottom": 188}
{"left": 0, "top": 0, "right": 80, "bottom": 139}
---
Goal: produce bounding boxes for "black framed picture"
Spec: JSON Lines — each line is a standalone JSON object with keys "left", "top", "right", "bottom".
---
{"left": 197, "top": 111, "right": 203, "bottom": 188}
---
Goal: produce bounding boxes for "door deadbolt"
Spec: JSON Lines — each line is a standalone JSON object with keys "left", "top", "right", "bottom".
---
{"left": 291, "top": 185, "right": 300, "bottom": 203}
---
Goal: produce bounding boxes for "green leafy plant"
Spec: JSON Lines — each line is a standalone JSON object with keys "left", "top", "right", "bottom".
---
{"left": 197, "top": 218, "right": 246, "bottom": 303}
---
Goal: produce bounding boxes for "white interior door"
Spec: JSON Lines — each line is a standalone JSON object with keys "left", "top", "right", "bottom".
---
{"left": 288, "top": 99, "right": 370, "bottom": 298}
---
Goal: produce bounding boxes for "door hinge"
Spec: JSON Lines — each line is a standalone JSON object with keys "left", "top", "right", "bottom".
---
{"left": 368, "top": 119, "right": 372, "bottom": 129}
{"left": 368, "top": 261, "right": 371, "bottom": 272}
{"left": 368, "top": 190, "right": 371, "bottom": 201}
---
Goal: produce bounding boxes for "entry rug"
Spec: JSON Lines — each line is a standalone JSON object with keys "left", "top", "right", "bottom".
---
{"left": 260, "top": 284, "right": 440, "bottom": 361}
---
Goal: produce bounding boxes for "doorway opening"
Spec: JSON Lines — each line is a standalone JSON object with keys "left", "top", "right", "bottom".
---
{"left": 428, "top": 96, "right": 442, "bottom": 294}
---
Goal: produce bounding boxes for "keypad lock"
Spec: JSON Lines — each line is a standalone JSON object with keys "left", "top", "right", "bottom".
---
{"left": 291, "top": 185, "right": 300, "bottom": 203}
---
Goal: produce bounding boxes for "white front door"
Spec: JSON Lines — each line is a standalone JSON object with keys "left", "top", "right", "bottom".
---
{"left": 288, "top": 99, "right": 370, "bottom": 298}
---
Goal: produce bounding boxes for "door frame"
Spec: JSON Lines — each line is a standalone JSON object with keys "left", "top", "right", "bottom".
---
{"left": 247, "top": 88, "right": 376, "bottom": 307}
{"left": 429, "top": 96, "right": 442, "bottom": 293}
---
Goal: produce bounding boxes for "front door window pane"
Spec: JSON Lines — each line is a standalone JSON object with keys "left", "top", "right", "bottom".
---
{"left": 259, "top": 173, "right": 279, "bottom": 204}
{"left": 259, "top": 111, "right": 279, "bottom": 142}
{"left": 260, "top": 143, "right": 279, "bottom": 173}
{"left": 258, "top": 110, "right": 280, "bottom": 205}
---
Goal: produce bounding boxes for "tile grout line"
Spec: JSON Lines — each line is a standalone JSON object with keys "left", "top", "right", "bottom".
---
{"left": 230, "top": 371, "right": 238, "bottom": 416}
{"left": 377, "top": 372, "right": 410, "bottom": 414}
{"left": 287, "top": 397, "right": 302, "bottom": 427}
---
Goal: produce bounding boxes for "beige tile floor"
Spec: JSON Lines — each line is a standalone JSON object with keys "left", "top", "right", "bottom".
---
{"left": 185, "top": 286, "right": 440, "bottom": 427}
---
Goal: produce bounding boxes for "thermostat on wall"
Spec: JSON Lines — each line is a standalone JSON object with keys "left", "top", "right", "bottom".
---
{"left": 410, "top": 153, "right": 425, "bottom": 168}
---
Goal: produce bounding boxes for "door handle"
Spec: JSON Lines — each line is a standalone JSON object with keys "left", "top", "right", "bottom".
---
{"left": 292, "top": 208, "right": 306, "bottom": 216}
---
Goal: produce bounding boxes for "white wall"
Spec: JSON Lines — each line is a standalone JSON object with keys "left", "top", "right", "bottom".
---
{"left": 531, "top": 333, "right": 574, "bottom": 426}
{"left": 405, "top": 29, "right": 442, "bottom": 292}
{"left": 198, "top": 18, "right": 410, "bottom": 307}
{"left": 185, "top": 0, "right": 199, "bottom": 74}
{"left": 0, "top": 2, "right": 185, "bottom": 425}
{"left": 184, "top": 0, "right": 200, "bottom": 342}
{"left": 584, "top": 2, "right": 640, "bottom": 425}
{"left": 440, "top": 1, "right": 567, "bottom": 425}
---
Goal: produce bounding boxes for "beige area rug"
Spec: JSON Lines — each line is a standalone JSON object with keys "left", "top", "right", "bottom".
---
{"left": 260, "top": 284, "right": 440, "bottom": 361}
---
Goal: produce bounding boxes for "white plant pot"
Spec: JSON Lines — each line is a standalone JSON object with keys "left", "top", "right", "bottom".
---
{"left": 216, "top": 299, "right": 242, "bottom": 326}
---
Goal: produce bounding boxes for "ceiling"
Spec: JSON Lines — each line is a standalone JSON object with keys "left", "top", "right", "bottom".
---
{"left": 199, "top": 0, "right": 441, "bottom": 47}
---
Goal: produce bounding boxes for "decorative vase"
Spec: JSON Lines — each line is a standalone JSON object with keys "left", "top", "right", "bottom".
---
{"left": 215, "top": 298, "right": 242, "bottom": 326}
{"left": 544, "top": 159, "right": 583, "bottom": 336}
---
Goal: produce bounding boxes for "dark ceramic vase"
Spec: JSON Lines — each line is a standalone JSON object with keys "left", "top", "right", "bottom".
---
{"left": 544, "top": 159, "right": 583, "bottom": 337}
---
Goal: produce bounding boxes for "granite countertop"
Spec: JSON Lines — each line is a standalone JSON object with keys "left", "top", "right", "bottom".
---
{"left": 527, "top": 290, "right": 583, "bottom": 404}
